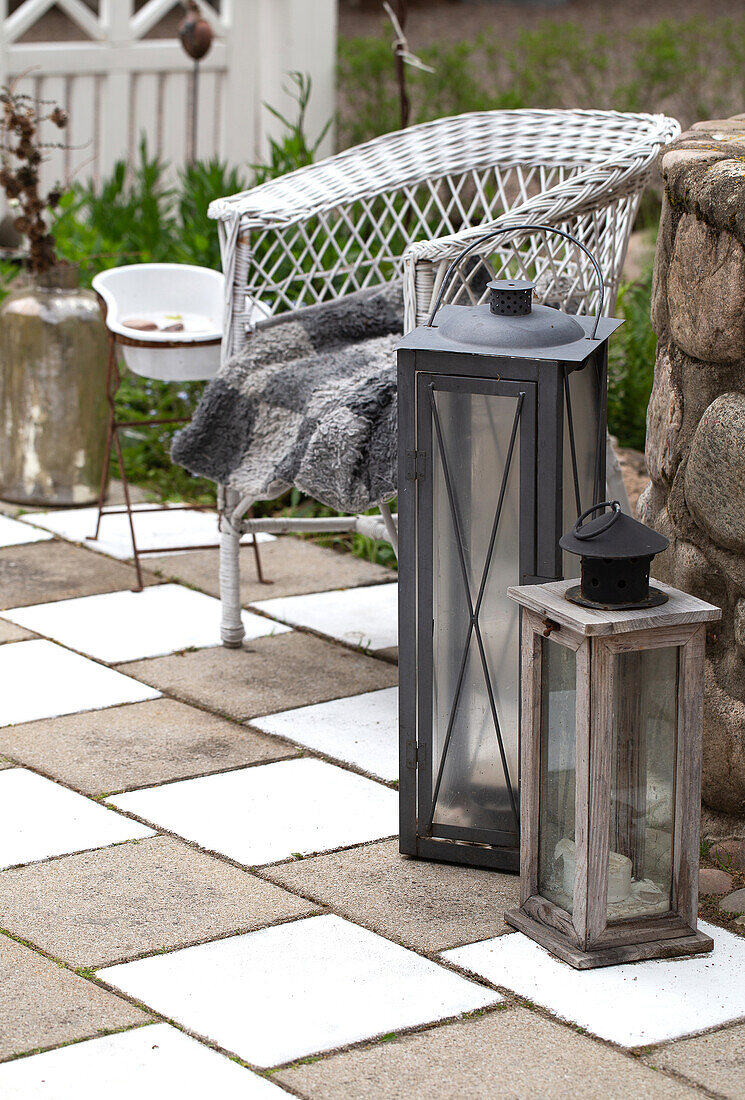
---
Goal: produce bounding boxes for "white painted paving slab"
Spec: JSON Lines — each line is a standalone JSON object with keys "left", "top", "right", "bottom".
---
{"left": 0, "top": 768, "right": 153, "bottom": 869}
{"left": 252, "top": 687, "right": 398, "bottom": 781}
{"left": 110, "top": 757, "right": 397, "bottom": 866}
{"left": 17, "top": 504, "right": 274, "bottom": 559}
{"left": 0, "top": 639, "right": 159, "bottom": 727}
{"left": 3, "top": 584, "right": 291, "bottom": 664}
{"left": 0, "top": 1024, "right": 283, "bottom": 1099}
{"left": 443, "top": 921, "right": 745, "bottom": 1046}
{"left": 0, "top": 514, "right": 53, "bottom": 547}
{"left": 251, "top": 582, "right": 398, "bottom": 651}
{"left": 100, "top": 914, "right": 501, "bottom": 1067}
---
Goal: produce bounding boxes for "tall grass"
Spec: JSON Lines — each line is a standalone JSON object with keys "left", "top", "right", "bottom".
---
{"left": 338, "top": 14, "right": 744, "bottom": 147}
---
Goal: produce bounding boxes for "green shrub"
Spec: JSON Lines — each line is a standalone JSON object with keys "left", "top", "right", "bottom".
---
{"left": 337, "top": 14, "right": 745, "bottom": 146}
{"left": 607, "top": 266, "right": 656, "bottom": 453}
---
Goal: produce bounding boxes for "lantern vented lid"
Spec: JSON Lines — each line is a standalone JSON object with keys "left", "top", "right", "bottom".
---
{"left": 560, "top": 502, "right": 670, "bottom": 610}
{"left": 489, "top": 279, "right": 533, "bottom": 316}
{"left": 434, "top": 292, "right": 586, "bottom": 352}
{"left": 559, "top": 502, "right": 669, "bottom": 559}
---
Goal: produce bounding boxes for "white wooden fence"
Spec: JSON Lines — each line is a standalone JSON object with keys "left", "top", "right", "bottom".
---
{"left": 0, "top": 0, "right": 337, "bottom": 194}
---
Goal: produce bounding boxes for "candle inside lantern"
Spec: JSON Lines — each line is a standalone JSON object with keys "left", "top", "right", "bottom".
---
{"left": 553, "top": 837, "right": 669, "bottom": 918}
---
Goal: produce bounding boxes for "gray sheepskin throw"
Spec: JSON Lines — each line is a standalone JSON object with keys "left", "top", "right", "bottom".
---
{"left": 171, "top": 282, "right": 402, "bottom": 513}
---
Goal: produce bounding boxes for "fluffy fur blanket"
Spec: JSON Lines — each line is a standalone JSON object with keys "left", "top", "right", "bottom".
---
{"left": 171, "top": 282, "right": 403, "bottom": 513}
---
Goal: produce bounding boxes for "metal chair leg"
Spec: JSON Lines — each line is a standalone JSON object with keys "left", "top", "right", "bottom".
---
{"left": 246, "top": 505, "right": 271, "bottom": 584}
{"left": 220, "top": 487, "right": 246, "bottom": 647}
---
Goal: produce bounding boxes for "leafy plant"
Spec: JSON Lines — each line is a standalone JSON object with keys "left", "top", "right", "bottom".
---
{"left": 52, "top": 140, "right": 177, "bottom": 282}
{"left": 175, "top": 156, "right": 246, "bottom": 270}
{"left": 0, "top": 79, "right": 69, "bottom": 273}
{"left": 252, "top": 72, "right": 331, "bottom": 186}
{"left": 607, "top": 266, "right": 656, "bottom": 453}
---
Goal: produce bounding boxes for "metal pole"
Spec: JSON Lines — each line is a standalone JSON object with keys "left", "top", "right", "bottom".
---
{"left": 190, "top": 58, "right": 199, "bottom": 164}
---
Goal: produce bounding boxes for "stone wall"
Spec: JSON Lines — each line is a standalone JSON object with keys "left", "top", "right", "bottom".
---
{"left": 641, "top": 115, "right": 745, "bottom": 828}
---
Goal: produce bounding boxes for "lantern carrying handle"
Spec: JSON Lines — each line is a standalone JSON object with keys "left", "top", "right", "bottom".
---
{"left": 424, "top": 223, "right": 605, "bottom": 340}
{"left": 572, "top": 499, "right": 622, "bottom": 540}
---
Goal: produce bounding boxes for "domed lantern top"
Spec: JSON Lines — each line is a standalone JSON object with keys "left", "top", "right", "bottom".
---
{"left": 559, "top": 501, "right": 670, "bottom": 610}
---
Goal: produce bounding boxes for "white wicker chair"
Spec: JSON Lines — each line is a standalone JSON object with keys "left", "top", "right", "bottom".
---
{"left": 209, "top": 109, "right": 679, "bottom": 646}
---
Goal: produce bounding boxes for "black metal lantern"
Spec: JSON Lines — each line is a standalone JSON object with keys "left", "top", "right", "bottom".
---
{"left": 397, "top": 226, "right": 623, "bottom": 870}
{"left": 559, "top": 500, "right": 670, "bottom": 610}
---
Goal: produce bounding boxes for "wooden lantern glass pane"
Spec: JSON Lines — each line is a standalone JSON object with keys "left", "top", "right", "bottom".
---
{"left": 537, "top": 636, "right": 577, "bottom": 914}
{"left": 607, "top": 645, "right": 678, "bottom": 922}
{"left": 430, "top": 388, "right": 521, "bottom": 837}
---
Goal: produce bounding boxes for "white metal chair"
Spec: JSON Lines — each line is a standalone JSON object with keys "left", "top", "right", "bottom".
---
{"left": 208, "top": 109, "right": 679, "bottom": 646}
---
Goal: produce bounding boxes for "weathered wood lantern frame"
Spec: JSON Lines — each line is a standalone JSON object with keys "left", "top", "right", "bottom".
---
{"left": 505, "top": 578, "right": 721, "bottom": 968}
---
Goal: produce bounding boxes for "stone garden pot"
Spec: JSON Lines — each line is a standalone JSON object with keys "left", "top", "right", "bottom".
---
{"left": 0, "top": 263, "right": 109, "bottom": 505}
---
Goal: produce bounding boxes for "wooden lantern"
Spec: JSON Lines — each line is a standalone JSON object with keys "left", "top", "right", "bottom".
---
{"left": 505, "top": 575, "right": 721, "bottom": 969}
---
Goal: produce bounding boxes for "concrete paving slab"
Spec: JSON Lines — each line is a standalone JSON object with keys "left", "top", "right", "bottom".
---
{"left": 251, "top": 583, "right": 398, "bottom": 653}
{"left": 0, "top": 769, "right": 153, "bottom": 870}
{"left": 0, "top": 934, "right": 148, "bottom": 1062}
{"left": 0, "top": 541, "right": 156, "bottom": 609}
{"left": 0, "top": 698, "right": 297, "bottom": 796}
{"left": 264, "top": 839, "right": 519, "bottom": 953}
{"left": 0, "top": 1023, "right": 285, "bottom": 1098}
{"left": 276, "top": 1007, "right": 702, "bottom": 1100}
{"left": 5, "top": 584, "right": 290, "bottom": 665}
{"left": 146, "top": 537, "right": 394, "bottom": 605}
{"left": 0, "top": 638, "right": 158, "bottom": 730}
{"left": 0, "top": 514, "right": 53, "bottom": 548}
{"left": 0, "top": 619, "right": 35, "bottom": 645}
{"left": 0, "top": 835, "right": 314, "bottom": 968}
{"left": 110, "top": 758, "right": 398, "bottom": 868}
{"left": 119, "top": 631, "right": 398, "bottom": 721}
{"left": 252, "top": 687, "right": 398, "bottom": 780}
{"left": 645, "top": 1021, "right": 745, "bottom": 1099}
{"left": 0, "top": 640, "right": 159, "bottom": 728}
{"left": 99, "top": 914, "right": 501, "bottom": 1068}
{"left": 444, "top": 920, "right": 745, "bottom": 1047}
{"left": 18, "top": 504, "right": 274, "bottom": 560}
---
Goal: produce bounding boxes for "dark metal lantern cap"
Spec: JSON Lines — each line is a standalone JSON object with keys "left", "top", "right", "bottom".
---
{"left": 559, "top": 501, "right": 669, "bottom": 559}
{"left": 488, "top": 279, "right": 534, "bottom": 316}
{"left": 560, "top": 501, "right": 670, "bottom": 610}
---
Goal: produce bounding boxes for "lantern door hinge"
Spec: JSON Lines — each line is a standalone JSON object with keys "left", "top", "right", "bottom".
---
{"left": 405, "top": 740, "right": 419, "bottom": 769}
{"left": 406, "top": 450, "right": 426, "bottom": 481}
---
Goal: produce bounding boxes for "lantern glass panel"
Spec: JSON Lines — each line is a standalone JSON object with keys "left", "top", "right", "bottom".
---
{"left": 430, "top": 388, "right": 521, "bottom": 837}
{"left": 537, "top": 636, "right": 577, "bottom": 914}
{"left": 607, "top": 645, "right": 678, "bottom": 922}
{"left": 562, "top": 363, "right": 602, "bottom": 580}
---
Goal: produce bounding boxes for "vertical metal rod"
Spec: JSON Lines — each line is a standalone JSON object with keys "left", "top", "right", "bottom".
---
{"left": 91, "top": 333, "right": 117, "bottom": 541}
{"left": 247, "top": 505, "right": 268, "bottom": 584}
{"left": 189, "top": 58, "right": 199, "bottom": 164}
{"left": 593, "top": 354, "right": 606, "bottom": 506}
{"left": 112, "top": 424, "right": 144, "bottom": 592}
{"left": 563, "top": 364, "right": 582, "bottom": 519}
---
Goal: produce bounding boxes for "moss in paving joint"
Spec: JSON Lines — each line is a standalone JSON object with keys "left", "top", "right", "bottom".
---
{"left": 0, "top": 926, "right": 69, "bottom": 970}
{"left": 265, "top": 1055, "right": 324, "bottom": 1075}
{"left": 1, "top": 1021, "right": 155, "bottom": 1065}
{"left": 74, "top": 966, "right": 98, "bottom": 981}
